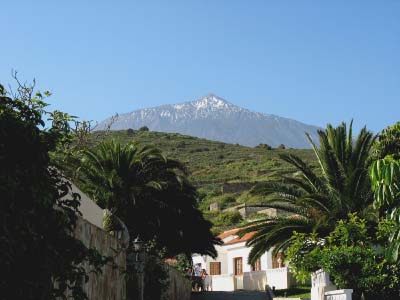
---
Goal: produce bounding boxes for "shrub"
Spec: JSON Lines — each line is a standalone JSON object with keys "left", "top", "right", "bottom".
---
{"left": 277, "top": 144, "right": 286, "bottom": 150}
{"left": 286, "top": 214, "right": 400, "bottom": 300}
{"left": 256, "top": 143, "right": 272, "bottom": 150}
{"left": 0, "top": 80, "right": 107, "bottom": 299}
{"left": 139, "top": 126, "right": 149, "bottom": 131}
{"left": 212, "top": 211, "right": 243, "bottom": 227}
{"left": 127, "top": 128, "right": 135, "bottom": 136}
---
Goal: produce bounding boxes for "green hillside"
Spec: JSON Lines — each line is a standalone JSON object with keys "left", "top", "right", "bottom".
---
{"left": 97, "top": 129, "right": 317, "bottom": 233}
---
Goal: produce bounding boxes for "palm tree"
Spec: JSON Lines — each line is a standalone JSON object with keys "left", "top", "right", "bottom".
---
{"left": 240, "top": 121, "right": 375, "bottom": 264}
{"left": 78, "top": 139, "right": 218, "bottom": 257}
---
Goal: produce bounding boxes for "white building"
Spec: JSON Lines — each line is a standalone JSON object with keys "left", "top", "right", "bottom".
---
{"left": 192, "top": 228, "right": 295, "bottom": 291}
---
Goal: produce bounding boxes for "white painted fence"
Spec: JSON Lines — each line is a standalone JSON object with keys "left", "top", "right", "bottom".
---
{"left": 311, "top": 269, "right": 336, "bottom": 300}
{"left": 211, "top": 274, "right": 236, "bottom": 291}
{"left": 266, "top": 267, "right": 295, "bottom": 290}
{"left": 325, "top": 289, "right": 353, "bottom": 300}
{"left": 243, "top": 271, "right": 267, "bottom": 291}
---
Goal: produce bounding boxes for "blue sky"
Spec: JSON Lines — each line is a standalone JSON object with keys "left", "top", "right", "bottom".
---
{"left": 1, "top": 1, "right": 399, "bottom": 133}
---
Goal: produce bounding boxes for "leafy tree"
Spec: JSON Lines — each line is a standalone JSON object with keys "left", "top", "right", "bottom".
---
{"left": 127, "top": 128, "right": 135, "bottom": 136}
{"left": 0, "top": 80, "right": 106, "bottom": 300}
{"left": 77, "top": 139, "right": 219, "bottom": 257}
{"left": 286, "top": 215, "right": 400, "bottom": 300}
{"left": 370, "top": 122, "right": 400, "bottom": 260}
{"left": 373, "top": 122, "right": 400, "bottom": 159}
{"left": 256, "top": 143, "right": 272, "bottom": 150}
{"left": 277, "top": 144, "right": 286, "bottom": 150}
{"left": 240, "top": 121, "right": 375, "bottom": 264}
{"left": 139, "top": 125, "right": 149, "bottom": 131}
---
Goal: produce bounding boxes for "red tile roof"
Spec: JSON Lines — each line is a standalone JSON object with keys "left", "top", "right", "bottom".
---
{"left": 216, "top": 228, "right": 240, "bottom": 240}
{"left": 216, "top": 228, "right": 257, "bottom": 246}
{"left": 223, "top": 231, "right": 257, "bottom": 245}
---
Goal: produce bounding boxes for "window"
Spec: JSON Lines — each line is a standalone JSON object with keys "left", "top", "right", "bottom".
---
{"left": 251, "top": 258, "right": 261, "bottom": 271}
{"left": 272, "top": 252, "right": 285, "bottom": 269}
{"left": 234, "top": 257, "right": 243, "bottom": 275}
{"left": 210, "top": 262, "right": 221, "bottom": 275}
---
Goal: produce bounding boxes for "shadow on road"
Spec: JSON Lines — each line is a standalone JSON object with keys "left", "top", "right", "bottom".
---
{"left": 191, "top": 290, "right": 270, "bottom": 300}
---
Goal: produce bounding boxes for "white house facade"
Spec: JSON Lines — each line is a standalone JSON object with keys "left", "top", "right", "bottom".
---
{"left": 192, "top": 228, "right": 295, "bottom": 291}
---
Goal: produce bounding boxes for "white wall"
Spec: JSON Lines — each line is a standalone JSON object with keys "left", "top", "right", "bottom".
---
{"left": 70, "top": 184, "right": 104, "bottom": 229}
{"left": 192, "top": 254, "right": 207, "bottom": 270}
{"left": 243, "top": 271, "right": 267, "bottom": 291}
{"left": 224, "top": 242, "right": 271, "bottom": 275}
{"left": 193, "top": 244, "right": 228, "bottom": 275}
{"left": 325, "top": 289, "right": 353, "bottom": 300}
{"left": 211, "top": 274, "right": 236, "bottom": 291}
{"left": 266, "top": 267, "right": 295, "bottom": 290}
{"left": 311, "top": 269, "right": 336, "bottom": 300}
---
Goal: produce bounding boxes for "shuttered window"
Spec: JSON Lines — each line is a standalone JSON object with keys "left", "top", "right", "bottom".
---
{"left": 210, "top": 262, "right": 221, "bottom": 275}
{"left": 234, "top": 257, "right": 243, "bottom": 275}
{"left": 251, "top": 258, "right": 261, "bottom": 271}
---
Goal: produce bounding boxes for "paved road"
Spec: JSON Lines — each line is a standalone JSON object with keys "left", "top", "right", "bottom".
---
{"left": 191, "top": 291, "right": 270, "bottom": 300}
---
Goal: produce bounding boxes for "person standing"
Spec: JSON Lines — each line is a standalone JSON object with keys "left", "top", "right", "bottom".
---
{"left": 202, "top": 269, "right": 212, "bottom": 291}
{"left": 194, "top": 264, "right": 202, "bottom": 291}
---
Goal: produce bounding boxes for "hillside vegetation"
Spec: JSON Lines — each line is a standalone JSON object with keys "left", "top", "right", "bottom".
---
{"left": 96, "top": 129, "right": 317, "bottom": 232}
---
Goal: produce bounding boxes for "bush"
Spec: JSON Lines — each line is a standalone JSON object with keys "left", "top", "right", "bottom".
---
{"left": 0, "top": 81, "right": 107, "bottom": 299}
{"left": 212, "top": 211, "right": 243, "bottom": 227}
{"left": 277, "top": 144, "right": 286, "bottom": 150}
{"left": 139, "top": 126, "right": 149, "bottom": 131}
{"left": 286, "top": 214, "right": 400, "bottom": 300}
{"left": 127, "top": 128, "right": 135, "bottom": 136}
{"left": 215, "top": 194, "right": 237, "bottom": 209}
{"left": 256, "top": 143, "right": 272, "bottom": 150}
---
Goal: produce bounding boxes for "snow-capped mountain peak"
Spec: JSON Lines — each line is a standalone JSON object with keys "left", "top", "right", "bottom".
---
{"left": 192, "top": 94, "right": 232, "bottom": 110}
{"left": 97, "top": 94, "right": 320, "bottom": 148}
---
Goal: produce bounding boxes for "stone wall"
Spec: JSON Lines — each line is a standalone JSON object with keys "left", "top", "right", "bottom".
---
{"left": 222, "top": 182, "right": 256, "bottom": 194}
{"left": 165, "top": 266, "right": 191, "bottom": 300}
{"left": 71, "top": 216, "right": 126, "bottom": 300}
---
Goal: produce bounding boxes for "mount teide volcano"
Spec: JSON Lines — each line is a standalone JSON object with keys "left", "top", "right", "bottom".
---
{"left": 97, "top": 94, "right": 320, "bottom": 148}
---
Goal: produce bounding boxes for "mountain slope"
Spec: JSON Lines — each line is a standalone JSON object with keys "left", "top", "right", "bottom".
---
{"left": 97, "top": 94, "right": 320, "bottom": 148}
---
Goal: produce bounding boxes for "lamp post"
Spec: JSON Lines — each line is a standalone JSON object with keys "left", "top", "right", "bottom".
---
{"left": 128, "top": 236, "right": 145, "bottom": 300}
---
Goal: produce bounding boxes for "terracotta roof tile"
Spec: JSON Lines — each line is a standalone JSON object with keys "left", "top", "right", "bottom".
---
{"left": 216, "top": 228, "right": 240, "bottom": 240}
{"left": 223, "top": 231, "right": 256, "bottom": 245}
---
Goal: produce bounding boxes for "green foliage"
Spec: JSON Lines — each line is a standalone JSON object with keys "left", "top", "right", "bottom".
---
{"left": 169, "top": 254, "right": 192, "bottom": 275}
{"left": 273, "top": 285, "right": 311, "bottom": 298}
{"left": 90, "top": 130, "right": 316, "bottom": 232}
{"left": 373, "top": 122, "right": 400, "bottom": 159}
{"left": 199, "top": 194, "right": 237, "bottom": 211}
{"left": 370, "top": 122, "right": 400, "bottom": 261}
{"left": 77, "top": 139, "right": 219, "bottom": 257}
{"left": 212, "top": 211, "right": 243, "bottom": 227}
{"left": 127, "top": 128, "right": 135, "bottom": 136}
{"left": 284, "top": 232, "right": 322, "bottom": 283}
{"left": 139, "top": 125, "right": 149, "bottom": 131}
{"left": 286, "top": 215, "right": 400, "bottom": 300}
{"left": 370, "top": 156, "right": 400, "bottom": 213}
{"left": 255, "top": 143, "right": 272, "bottom": 150}
{"left": 241, "top": 121, "right": 376, "bottom": 264}
{"left": 0, "top": 80, "right": 107, "bottom": 300}
{"left": 143, "top": 256, "right": 169, "bottom": 300}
